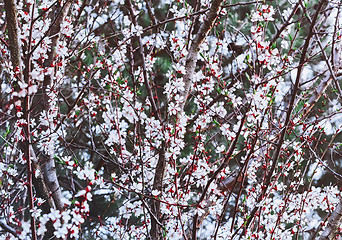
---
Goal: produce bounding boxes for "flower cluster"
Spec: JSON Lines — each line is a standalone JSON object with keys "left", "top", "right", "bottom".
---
{"left": 1, "top": 1, "right": 342, "bottom": 240}
{"left": 251, "top": 5, "right": 275, "bottom": 22}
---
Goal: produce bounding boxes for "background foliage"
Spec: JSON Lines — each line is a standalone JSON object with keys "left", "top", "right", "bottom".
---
{"left": 1, "top": 0, "right": 342, "bottom": 239}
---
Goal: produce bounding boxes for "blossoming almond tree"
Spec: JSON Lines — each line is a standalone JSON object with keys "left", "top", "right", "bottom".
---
{"left": 1, "top": 0, "right": 342, "bottom": 239}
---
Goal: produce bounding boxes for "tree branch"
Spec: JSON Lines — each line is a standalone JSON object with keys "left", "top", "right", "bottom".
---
{"left": 37, "top": 0, "right": 72, "bottom": 212}
{"left": 4, "top": 0, "right": 21, "bottom": 77}
{"left": 237, "top": 0, "right": 328, "bottom": 236}
{"left": 180, "top": 0, "right": 224, "bottom": 111}
{"left": 315, "top": 200, "right": 342, "bottom": 240}
{"left": 0, "top": 221, "right": 18, "bottom": 238}
{"left": 4, "top": 0, "right": 36, "bottom": 238}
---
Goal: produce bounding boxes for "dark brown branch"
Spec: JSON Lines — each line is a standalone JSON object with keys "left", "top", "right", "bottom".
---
{"left": 192, "top": 110, "right": 247, "bottom": 239}
{"left": 269, "top": 2, "right": 300, "bottom": 47}
{"left": 4, "top": 0, "right": 21, "bottom": 77}
{"left": 36, "top": 1, "right": 72, "bottom": 212}
{"left": 32, "top": 0, "right": 59, "bottom": 23}
{"left": 125, "top": 1, "right": 165, "bottom": 238}
{"left": 4, "top": 0, "right": 36, "bottom": 238}
{"left": 29, "top": 0, "right": 71, "bottom": 57}
{"left": 235, "top": 0, "right": 328, "bottom": 237}
{"left": 0, "top": 221, "right": 18, "bottom": 238}
{"left": 299, "top": 1, "right": 342, "bottom": 104}
{"left": 125, "top": 0, "right": 161, "bottom": 121}
{"left": 186, "top": 72, "right": 240, "bottom": 128}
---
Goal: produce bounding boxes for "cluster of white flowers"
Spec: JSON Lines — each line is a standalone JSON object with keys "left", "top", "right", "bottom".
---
{"left": 34, "top": 156, "right": 99, "bottom": 238}
{"left": 251, "top": 5, "right": 275, "bottom": 22}
{"left": 250, "top": 5, "right": 283, "bottom": 70}
{"left": 2, "top": 1, "right": 342, "bottom": 239}
{"left": 36, "top": 205, "right": 87, "bottom": 239}
{"left": 35, "top": 91, "right": 62, "bottom": 156}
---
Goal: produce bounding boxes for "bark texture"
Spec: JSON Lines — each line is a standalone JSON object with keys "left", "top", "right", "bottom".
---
{"left": 180, "top": 0, "right": 223, "bottom": 111}
{"left": 4, "top": 0, "right": 21, "bottom": 74}
{"left": 39, "top": 1, "right": 72, "bottom": 211}
{"left": 316, "top": 200, "right": 342, "bottom": 240}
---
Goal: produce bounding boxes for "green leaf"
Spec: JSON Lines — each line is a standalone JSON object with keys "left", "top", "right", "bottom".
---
{"left": 289, "top": 34, "right": 293, "bottom": 41}
{"left": 245, "top": 72, "right": 250, "bottom": 80}
{"left": 269, "top": 96, "right": 275, "bottom": 105}
{"left": 216, "top": 87, "right": 221, "bottom": 94}
{"left": 163, "top": 227, "right": 167, "bottom": 238}
{"left": 6, "top": 126, "right": 10, "bottom": 134}
{"left": 213, "top": 119, "right": 220, "bottom": 126}
{"left": 105, "top": 84, "right": 111, "bottom": 91}
{"left": 54, "top": 156, "right": 65, "bottom": 165}
{"left": 244, "top": 215, "right": 251, "bottom": 226}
